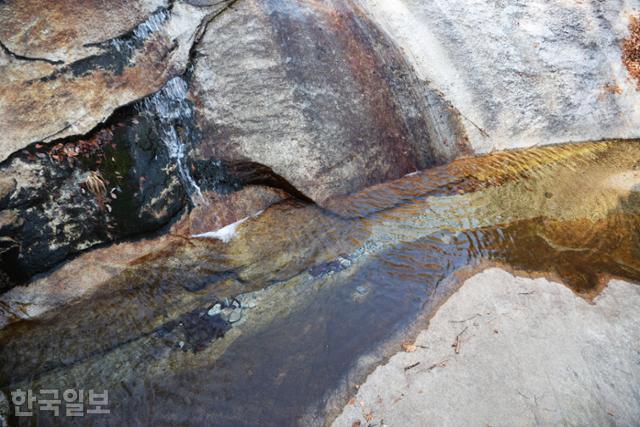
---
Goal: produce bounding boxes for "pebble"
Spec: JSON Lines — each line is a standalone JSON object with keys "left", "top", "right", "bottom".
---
{"left": 207, "top": 303, "right": 222, "bottom": 317}
{"left": 0, "top": 390, "right": 9, "bottom": 420}
{"left": 221, "top": 307, "right": 242, "bottom": 323}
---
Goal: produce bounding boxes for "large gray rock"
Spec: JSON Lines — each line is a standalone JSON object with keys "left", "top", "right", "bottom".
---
{"left": 333, "top": 269, "right": 640, "bottom": 426}
{"left": 357, "top": 0, "right": 640, "bottom": 152}
{"left": 190, "top": 0, "right": 469, "bottom": 205}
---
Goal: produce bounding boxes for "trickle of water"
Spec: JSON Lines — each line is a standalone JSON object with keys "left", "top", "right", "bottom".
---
{"left": 110, "top": 9, "right": 170, "bottom": 53}
{"left": 138, "top": 76, "right": 205, "bottom": 205}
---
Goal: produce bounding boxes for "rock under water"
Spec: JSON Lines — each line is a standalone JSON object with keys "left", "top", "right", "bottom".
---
{"left": 1, "top": 139, "right": 639, "bottom": 425}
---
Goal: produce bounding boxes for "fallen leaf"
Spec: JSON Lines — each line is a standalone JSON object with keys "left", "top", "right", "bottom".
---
{"left": 402, "top": 342, "right": 416, "bottom": 353}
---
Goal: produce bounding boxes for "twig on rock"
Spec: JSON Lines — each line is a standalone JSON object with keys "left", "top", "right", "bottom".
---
{"left": 404, "top": 362, "right": 420, "bottom": 371}
{"left": 449, "top": 313, "right": 481, "bottom": 323}
{"left": 452, "top": 326, "right": 468, "bottom": 354}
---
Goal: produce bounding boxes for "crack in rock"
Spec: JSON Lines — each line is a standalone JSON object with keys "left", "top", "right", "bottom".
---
{"left": 0, "top": 39, "right": 63, "bottom": 65}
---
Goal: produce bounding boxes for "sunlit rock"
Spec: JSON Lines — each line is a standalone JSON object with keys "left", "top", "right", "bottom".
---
{"left": 356, "top": 0, "right": 640, "bottom": 152}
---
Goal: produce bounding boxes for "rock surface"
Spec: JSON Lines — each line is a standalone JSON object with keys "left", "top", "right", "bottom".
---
{"left": 357, "top": 0, "right": 640, "bottom": 152}
{"left": 0, "top": 185, "right": 287, "bottom": 326}
{"left": 190, "top": 0, "right": 470, "bottom": 206}
{"left": 0, "top": 106, "right": 186, "bottom": 280}
{"left": 333, "top": 268, "right": 640, "bottom": 426}
{"left": 0, "top": 0, "right": 233, "bottom": 162}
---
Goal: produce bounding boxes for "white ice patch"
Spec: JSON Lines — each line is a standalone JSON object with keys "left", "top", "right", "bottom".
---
{"left": 193, "top": 218, "right": 247, "bottom": 243}
{"left": 192, "top": 210, "right": 264, "bottom": 243}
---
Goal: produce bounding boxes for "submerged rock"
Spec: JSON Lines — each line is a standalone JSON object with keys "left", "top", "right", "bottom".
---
{"left": 190, "top": 0, "right": 470, "bottom": 206}
{"left": 0, "top": 140, "right": 639, "bottom": 424}
{"left": 0, "top": 185, "right": 290, "bottom": 321}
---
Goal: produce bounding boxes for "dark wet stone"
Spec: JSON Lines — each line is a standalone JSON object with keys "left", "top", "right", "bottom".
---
{"left": 309, "top": 257, "right": 351, "bottom": 277}
{"left": 0, "top": 237, "right": 19, "bottom": 289}
{"left": 0, "top": 104, "right": 186, "bottom": 281}
{"left": 0, "top": 178, "right": 15, "bottom": 209}
{"left": 156, "top": 308, "right": 231, "bottom": 353}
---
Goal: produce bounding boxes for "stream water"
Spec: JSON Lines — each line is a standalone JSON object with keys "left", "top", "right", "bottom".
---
{"left": 1, "top": 139, "right": 639, "bottom": 426}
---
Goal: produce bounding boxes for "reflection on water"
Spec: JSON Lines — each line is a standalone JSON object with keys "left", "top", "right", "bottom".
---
{"left": 1, "top": 140, "right": 639, "bottom": 425}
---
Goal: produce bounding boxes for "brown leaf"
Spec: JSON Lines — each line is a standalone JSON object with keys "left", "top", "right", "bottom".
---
{"left": 401, "top": 342, "right": 416, "bottom": 353}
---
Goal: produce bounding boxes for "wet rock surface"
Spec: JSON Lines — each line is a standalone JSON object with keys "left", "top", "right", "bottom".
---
{"left": 0, "top": 185, "right": 287, "bottom": 325}
{"left": 0, "top": 1, "right": 639, "bottom": 424}
{"left": 0, "top": 0, "right": 234, "bottom": 162}
{"left": 0, "top": 105, "right": 186, "bottom": 280}
{"left": 189, "top": 0, "right": 469, "bottom": 206}
{"left": 1, "top": 140, "right": 639, "bottom": 425}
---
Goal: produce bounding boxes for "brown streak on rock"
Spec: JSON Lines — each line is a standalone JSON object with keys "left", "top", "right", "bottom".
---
{"left": 623, "top": 15, "right": 640, "bottom": 89}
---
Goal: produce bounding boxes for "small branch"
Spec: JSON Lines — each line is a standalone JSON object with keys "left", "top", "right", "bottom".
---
{"left": 404, "top": 362, "right": 420, "bottom": 371}
{"left": 449, "top": 313, "right": 481, "bottom": 323}
{"left": 426, "top": 359, "right": 448, "bottom": 371}
{"left": 452, "top": 326, "right": 468, "bottom": 354}
{"left": 459, "top": 112, "right": 490, "bottom": 138}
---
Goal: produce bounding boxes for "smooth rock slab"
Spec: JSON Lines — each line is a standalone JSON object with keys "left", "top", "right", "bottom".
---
{"left": 358, "top": 0, "right": 640, "bottom": 152}
{"left": 333, "top": 268, "right": 640, "bottom": 426}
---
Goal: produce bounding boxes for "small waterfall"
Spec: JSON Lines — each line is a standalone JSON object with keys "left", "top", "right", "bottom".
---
{"left": 138, "top": 76, "right": 205, "bottom": 205}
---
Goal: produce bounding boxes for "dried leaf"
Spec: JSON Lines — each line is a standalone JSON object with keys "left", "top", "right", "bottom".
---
{"left": 401, "top": 342, "right": 416, "bottom": 353}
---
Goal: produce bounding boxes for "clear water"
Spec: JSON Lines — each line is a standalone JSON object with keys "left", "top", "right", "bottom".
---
{"left": 138, "top": 76, "right": 205, "bottom": 205}
{"left": 1, "top": 139, "right": 639, "bottom": 425}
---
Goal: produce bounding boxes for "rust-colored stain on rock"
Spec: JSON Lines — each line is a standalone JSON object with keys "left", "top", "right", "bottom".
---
{"left": 623, "top": 15, "right": 640, "bottom": 89}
